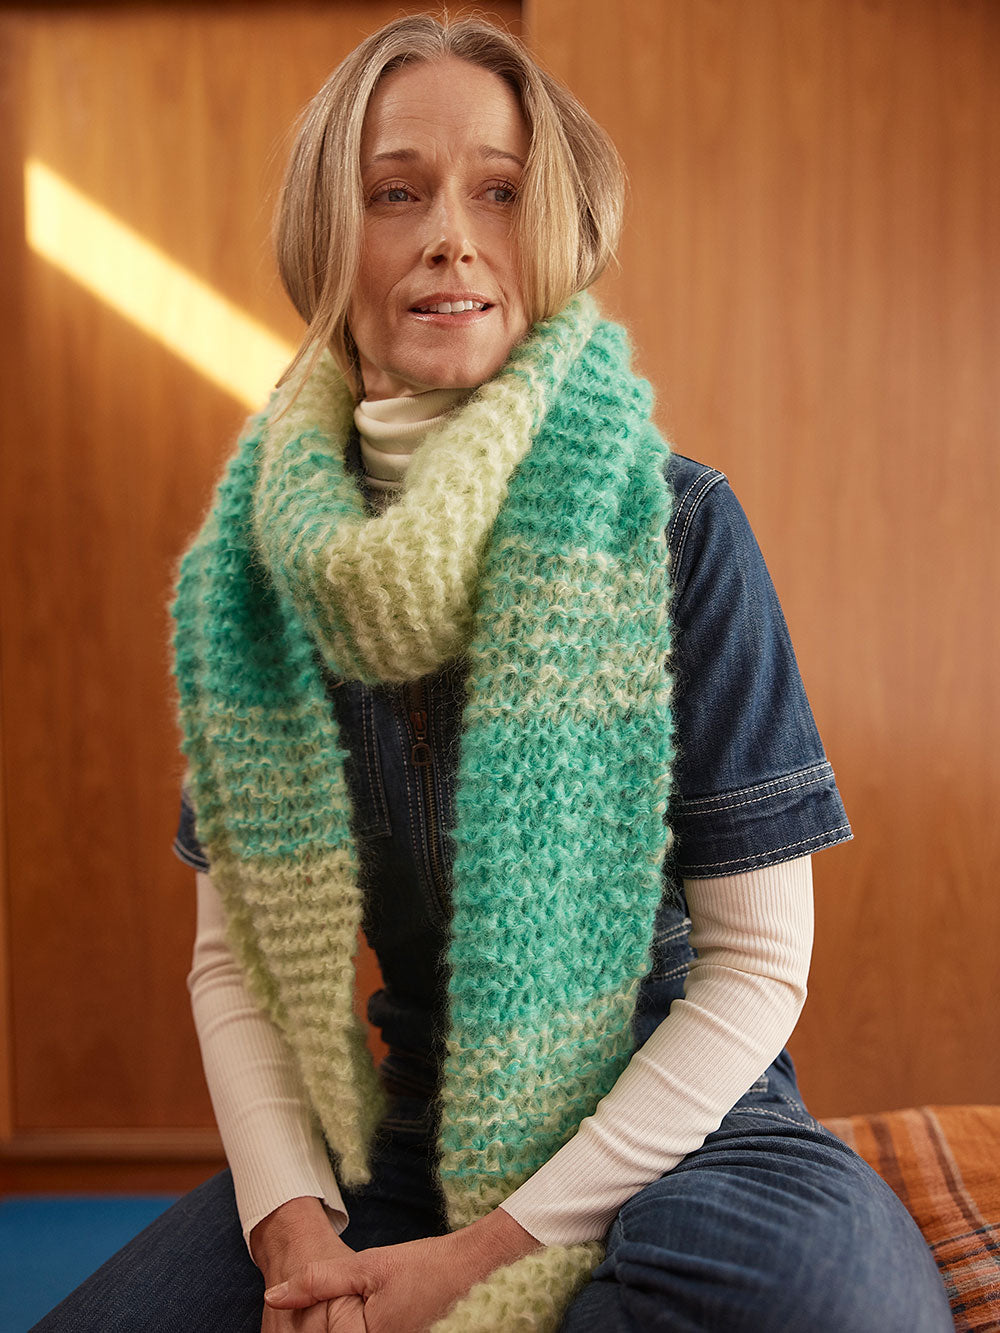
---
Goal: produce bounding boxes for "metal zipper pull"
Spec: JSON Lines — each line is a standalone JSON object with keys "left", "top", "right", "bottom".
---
{"left": 408, "top": 686, "right": 432, "bottom": 765}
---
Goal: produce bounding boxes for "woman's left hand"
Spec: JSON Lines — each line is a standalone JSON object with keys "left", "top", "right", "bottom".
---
{"left": 263, "top": 1207, "right": 541, "bottom": 1333}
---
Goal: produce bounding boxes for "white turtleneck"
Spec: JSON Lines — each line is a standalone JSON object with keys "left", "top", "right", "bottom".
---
{"left": 354, "top": 389, "right": 469, "bottom": 491}
{"left": 187, "top": 395, "right": 815, "bottom": 1251}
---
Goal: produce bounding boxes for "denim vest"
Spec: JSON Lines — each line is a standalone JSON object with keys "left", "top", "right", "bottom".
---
{"left": 175, "top": 451, "right": 850, "bottom": 1091}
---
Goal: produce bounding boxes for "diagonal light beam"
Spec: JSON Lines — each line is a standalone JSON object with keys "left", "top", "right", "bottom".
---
{"left": 24, "top": 158, "right": 296, "bottom": 408}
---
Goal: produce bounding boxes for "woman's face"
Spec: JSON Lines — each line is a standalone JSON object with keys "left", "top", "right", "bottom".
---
{"left": 348, "top": 57, "right": 530, "bottom": 400}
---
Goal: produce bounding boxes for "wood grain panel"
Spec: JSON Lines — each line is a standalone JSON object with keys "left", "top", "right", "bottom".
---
{"left": 530, "top": 0, "right": 1000, "bottom": 1115}
{"left": 0, "top": 2, "right": 518, "bottom": 1181}
{"left": 3, "top": 0, "right": 995, "bottom": 1195}
{"left": 0, "top": 11, "right": 29, "bottom": 1150}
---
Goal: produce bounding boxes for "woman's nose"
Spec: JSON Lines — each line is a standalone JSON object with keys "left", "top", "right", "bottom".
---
{"left": 421, "top": 195, "right": 477, "bottom": 267}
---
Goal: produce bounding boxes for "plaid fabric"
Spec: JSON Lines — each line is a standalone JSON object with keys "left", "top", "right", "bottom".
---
{"left": 824, "top": 1105, "right": 1000, "bottom": 1331}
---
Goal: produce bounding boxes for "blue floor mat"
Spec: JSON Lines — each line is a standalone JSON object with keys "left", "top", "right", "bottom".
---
{"left": 0, "top": 1194, "right": 178, "bottom": 1332}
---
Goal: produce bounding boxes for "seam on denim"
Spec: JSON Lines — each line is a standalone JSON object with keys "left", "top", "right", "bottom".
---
{"left": 680, "top": 771, "right": 831, "bottom": 817}
{"left": 667, "top": 468, "right": 724, "bottom": 570}
{"left": 665, "top": 467, "right": 709, "bottom": 548}
{"left": 173, "top": 837, "right": 209, "bottom": 872}
{"left": 726, "top": 1106, "right": 814, "bottom": 1130}
{"left": 654, "top": 919, "right": 692, "bottom": 944}
{"left": 389, "top": 703, "right": 424, "bottom": 876}
{"left": 679, "top": 761, "right": 832, "bottom": 808}
{"left": 669, "top": 470, "right": 726, "bottom": 578}
{"left": 680, "top": 824, "right": 853, "bottom": 873}
{"left": 361, "top": 689, "right": 391, "bottom": 834}
{"left": 776, "top": 1092, "right": 819, "bottom": 1128}
{"left": 430, "top": 681, "right": 457, "bottom": 883}
{"left": 649, "top": 962, "right": 691, "bottom": 982}
{"left": 678, "top": 762, "right": 833, "bottom": 813}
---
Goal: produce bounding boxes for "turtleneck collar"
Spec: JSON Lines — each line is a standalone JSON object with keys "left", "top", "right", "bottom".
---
{"left": 354, "top": 388, "right": 471, "bottom": 491}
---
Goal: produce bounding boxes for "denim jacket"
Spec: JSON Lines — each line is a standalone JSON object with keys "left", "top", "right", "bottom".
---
{"left": 175, "top": 453, "right": 851, "bottom": 1078}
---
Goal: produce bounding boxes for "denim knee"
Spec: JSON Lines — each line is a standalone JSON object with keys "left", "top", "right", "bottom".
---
{"left": 560, "top": 1139, "right": 953, "bottom": 1333}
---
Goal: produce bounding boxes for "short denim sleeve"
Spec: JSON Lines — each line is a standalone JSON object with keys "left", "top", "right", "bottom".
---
{"left": 173, "top": 786, "right": 210, "bottom": 872}
{"left": 665, "top": 453, "right": 852, "bottom": 878}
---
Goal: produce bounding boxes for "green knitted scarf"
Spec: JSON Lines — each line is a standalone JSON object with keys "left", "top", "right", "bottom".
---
{"left": 172, "top": 294, "right": 674, "bottom": 1330}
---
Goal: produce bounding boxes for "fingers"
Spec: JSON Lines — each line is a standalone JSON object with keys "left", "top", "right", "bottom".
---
{"left": 261, "top": 1297, "right": 333, "bottom": 1333}
{"left": 265, "top": 1259, "right": 364, "bottom": 1309}
{"left": 325, "top": 1294, "right": 367, "bottom": 1333}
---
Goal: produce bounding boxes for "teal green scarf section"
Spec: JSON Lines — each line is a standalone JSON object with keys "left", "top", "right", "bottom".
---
{"left": 172, "top": 295, "right": 674, "bottom": 1327}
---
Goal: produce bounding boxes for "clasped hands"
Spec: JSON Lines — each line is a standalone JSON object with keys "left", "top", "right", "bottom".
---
{"left": 253, "top": 1196, "right": 541, "bottom": 1333}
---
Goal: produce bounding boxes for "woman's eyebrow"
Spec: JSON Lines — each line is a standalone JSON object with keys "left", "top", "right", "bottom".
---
{"left": 365, "top": 148, "right": 421, "bottom": 168}
{"left": 480, "top": 146, "right": 525, "bottom": 168}
{"left": 363, "top": 145, "right": 525, "bottom": 170}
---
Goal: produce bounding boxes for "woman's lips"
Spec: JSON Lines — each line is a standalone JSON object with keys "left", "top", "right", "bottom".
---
{"left": 411, "top": 299, "right": 488, "bottom": 313}
{"left": 407, "top": 293, "right": 495, "bottom": 323}
{"left": 407, "top": 304, "right": 494, "bottom": 325}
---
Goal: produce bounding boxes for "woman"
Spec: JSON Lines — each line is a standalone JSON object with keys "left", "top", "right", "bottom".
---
{"left": 35, "top": 14, "right": 951, "bottom": 1333}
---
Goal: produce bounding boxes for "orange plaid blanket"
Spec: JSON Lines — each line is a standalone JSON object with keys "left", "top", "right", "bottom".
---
{"left": 824, "top": 1105, "right": 1000, "bottom": 1332}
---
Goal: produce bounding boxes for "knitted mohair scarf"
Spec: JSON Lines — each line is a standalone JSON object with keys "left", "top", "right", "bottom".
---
{"left": 172, "top": 293, "right": 674, "bottom": 1331}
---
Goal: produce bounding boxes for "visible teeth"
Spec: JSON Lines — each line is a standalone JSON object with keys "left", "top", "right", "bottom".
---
{"left": 415, "top": 300, "right": 485, "bottom": 313}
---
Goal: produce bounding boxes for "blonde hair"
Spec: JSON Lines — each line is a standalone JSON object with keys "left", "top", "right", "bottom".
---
{"left": 274, "top": 13, "right": 625, "bottom": 394}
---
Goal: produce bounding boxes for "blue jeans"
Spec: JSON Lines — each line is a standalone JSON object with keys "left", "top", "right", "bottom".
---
{"left": 560, "top": 1050, "right": 953, "bottom": 1332}
{"left": 30, "top": 1055, "right": 952, "bottom": 1333}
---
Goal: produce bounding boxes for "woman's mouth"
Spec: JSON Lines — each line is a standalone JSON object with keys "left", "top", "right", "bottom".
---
{"left": 410, "top": 300, "right": 491, "bottom": 315}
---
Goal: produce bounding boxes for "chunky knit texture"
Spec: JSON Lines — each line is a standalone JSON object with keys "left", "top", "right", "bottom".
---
{"left": 431, "top": 1240, "right": 605, "bottom": 1332}
{"left": 171, "top": 294, "right": 674, "bottom": 1329}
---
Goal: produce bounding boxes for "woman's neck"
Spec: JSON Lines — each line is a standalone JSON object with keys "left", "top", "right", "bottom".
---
{"left": 354, "top": 387, "right": 471, "bottom": 492}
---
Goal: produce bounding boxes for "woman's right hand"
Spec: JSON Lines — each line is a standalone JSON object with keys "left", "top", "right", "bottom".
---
{"left": 251, "top": 1196, "right": 365, "bottom": 1332}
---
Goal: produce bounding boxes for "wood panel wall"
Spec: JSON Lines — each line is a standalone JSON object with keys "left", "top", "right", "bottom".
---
{"left": 0, "top": 0, "right": 996, "bottom": 1195}
{"left": 530, "top": 0, "right": 1000, "bottom": 1116}
{"left": 0, "top": 1, "right": 519, "bottom": 1191}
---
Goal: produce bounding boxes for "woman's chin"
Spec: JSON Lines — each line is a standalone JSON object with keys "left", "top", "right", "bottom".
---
{"left": 358, "top": 325, "right": 527, "bottom": 399}
{"left": 362, "top": 360, "right": 494, "bottom": 399}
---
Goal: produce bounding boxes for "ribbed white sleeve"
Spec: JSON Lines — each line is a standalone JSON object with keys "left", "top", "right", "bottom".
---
{"left": 189, "top": 856, "right": 812, "bottom": 1250}
{"left": 499, "top": 856, "right": 814, "bottom": 1243}
{"left": 188, "top": 872, "right": 347, "bottom": 1248}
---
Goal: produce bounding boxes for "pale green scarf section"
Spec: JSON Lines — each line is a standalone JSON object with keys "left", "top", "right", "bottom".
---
{"left": 254, "top": 297, "right": 599, "bottom": 683}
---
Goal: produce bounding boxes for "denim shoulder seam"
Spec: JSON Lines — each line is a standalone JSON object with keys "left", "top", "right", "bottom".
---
{"left": 666, "top": 463, "right": 727, "bottom": 578}
{"left": 173, "top": 837, "right": 210, "bottom": 872}
{"left": 676, "top": 761, "right": 835, "bottom": 816}
{"left": 681, "top": 823, "right": 853, "bottom": 875}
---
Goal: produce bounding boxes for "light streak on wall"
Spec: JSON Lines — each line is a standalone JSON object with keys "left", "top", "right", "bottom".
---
{"left": 24, "top": 158, "right": 295, "bottom": 408}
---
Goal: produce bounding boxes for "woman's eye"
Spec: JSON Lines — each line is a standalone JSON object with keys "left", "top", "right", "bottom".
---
{"left": 484, "top": 181, "right": 518, "bottom": 205}
{"left": 371, "top": 183, "right": 414, "bottom": 204}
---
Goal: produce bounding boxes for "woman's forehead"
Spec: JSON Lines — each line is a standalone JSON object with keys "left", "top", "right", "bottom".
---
{"left": 360, "top": 58, "right": 529, "bottom": 167}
